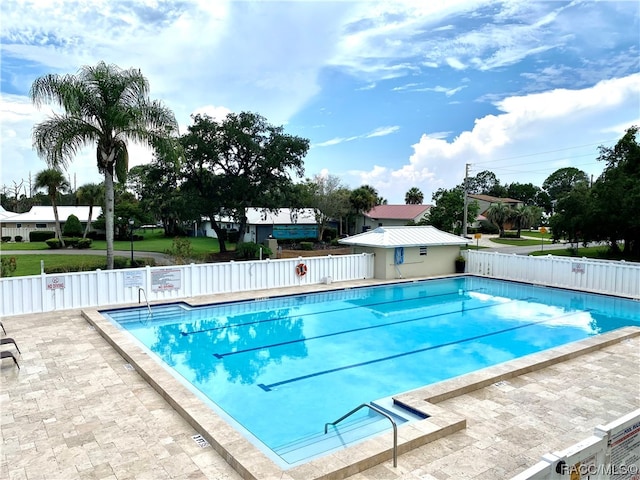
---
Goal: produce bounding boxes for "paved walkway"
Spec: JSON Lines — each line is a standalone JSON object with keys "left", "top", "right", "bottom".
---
{"left": 2, "top": 292, "right": 638, "bottom": 480}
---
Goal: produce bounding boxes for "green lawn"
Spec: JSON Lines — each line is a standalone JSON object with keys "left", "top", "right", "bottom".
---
{"left": 6, "top": 254, "right": 132, "bottom": 277}
{"left": 2, "top": 229, "right": 226, "bottom": 256}
{"left": 518, "top": 230, "right": 551, "bottom": 239}
{"left": 530, "top": 245, "right": 639, "bottom": 262}
{"left": 1, "top": 230, "right": 233, "bottom": 276}
{"left": 91, "top": 233, "right": 225, "bottom": 256}
{"left": 489, "top": 237, "right": 553, "bottom": 246}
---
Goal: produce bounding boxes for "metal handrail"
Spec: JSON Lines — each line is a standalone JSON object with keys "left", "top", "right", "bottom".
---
{"left": 324, "top": 402, "right": 398, "bottom": 467}
{"left": 138, "top": 288, "right": 152, "bottom": 315}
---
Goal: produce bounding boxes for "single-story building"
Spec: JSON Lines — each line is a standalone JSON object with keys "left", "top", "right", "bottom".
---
{"left": 201, "top": 208, "right": 319, "bottom": 243}
{"left": 339, "top": 225, "right": 470, "bottom": 279}
{"left": 0, "top": 205, "right": 15, "bottom": 220}
{"left": 356, "top": 204, "right": 432, "bottom": 233}
{"left": 0, "top": 205, "right": 102, "bottom": 241}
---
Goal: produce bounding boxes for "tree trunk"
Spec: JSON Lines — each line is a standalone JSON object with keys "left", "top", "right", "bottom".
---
{"left": 52, "top": 199, "right": 65, "bottom": 248}
{"left": 82, "top": 205, "right": 94, "bottom": 239}
{"left": 208, "top": 214, "right": 227, "bottom": 253}
{"left": 237, "top": 214, "right": 247, "bottom": 246}
{"left": 105, "top": 171, "right": 115, "bottom": 269}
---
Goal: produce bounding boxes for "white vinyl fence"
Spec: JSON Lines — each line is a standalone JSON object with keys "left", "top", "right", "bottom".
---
{"left": 511, "top": 409, "right": 640, "bottom": 480}
{"left": 0, "top": 253, "right": 375, "bottom": 316}
{"left": 466, "top": 250, "right": 640, "bottom": 299}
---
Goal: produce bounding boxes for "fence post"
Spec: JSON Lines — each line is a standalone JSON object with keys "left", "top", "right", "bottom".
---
{"left": 40, "top": 269, "right": 48, "bottom": 313}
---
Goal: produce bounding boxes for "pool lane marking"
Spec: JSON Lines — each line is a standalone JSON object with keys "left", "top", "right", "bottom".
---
{"left": 212, "top": 296, "right": 529, "bottom": 359}
{"left": 256, "top": 308, "right": 591, "bottom": 392}
{"left": 181, "top": 288, "right": 481, "bottom": 337}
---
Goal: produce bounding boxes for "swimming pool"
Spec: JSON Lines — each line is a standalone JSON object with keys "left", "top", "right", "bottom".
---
{"left": 101, "top": 276, "right": 640, "bottom": 467}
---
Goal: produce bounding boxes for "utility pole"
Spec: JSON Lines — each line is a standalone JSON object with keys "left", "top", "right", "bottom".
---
{"left": 462, "top": 163, "right": 470, "bottom": 238}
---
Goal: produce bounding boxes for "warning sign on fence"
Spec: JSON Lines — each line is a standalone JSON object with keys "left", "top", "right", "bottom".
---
{"left": 151, "top": 268, "right": 182, "bottom": 291}
{"left": 124, "top": 271, "right": 144, "bottom": 288}
{"left": 46, "top": 276, "right": 65, "bottom": 290}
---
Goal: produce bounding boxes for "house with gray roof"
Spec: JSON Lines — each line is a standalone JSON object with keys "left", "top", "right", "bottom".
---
{"left": 201, "top": 208, "right": 319, "bottom": 243}
{"left": 0, "top": 206, "right": 15, "bottom": 220}
{"left": 339, "top": 225, "right": 470, "bottom": 279}
{"left": 0, "top": 206, "right": 102, "bottom": 242}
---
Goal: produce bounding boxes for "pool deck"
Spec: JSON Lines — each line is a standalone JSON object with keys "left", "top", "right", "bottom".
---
{"left": 1, "top": 280, "right": 639, "bottom": 480}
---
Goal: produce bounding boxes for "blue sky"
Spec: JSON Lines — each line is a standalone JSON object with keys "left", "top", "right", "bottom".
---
{"left": 1, "top": 0, "right": 639, "bottom": 205}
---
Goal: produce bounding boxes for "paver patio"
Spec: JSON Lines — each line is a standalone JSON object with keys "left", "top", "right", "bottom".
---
{"left": 1, "top": 285, "right": 638, "bottom": 480}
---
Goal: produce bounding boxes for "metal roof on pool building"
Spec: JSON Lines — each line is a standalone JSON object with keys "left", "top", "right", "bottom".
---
{"left": 338, "top": 225, "right": 471, "bottom": 248}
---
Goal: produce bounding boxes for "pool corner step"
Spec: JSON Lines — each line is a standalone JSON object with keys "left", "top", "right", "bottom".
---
{"left": 274, "top": 398, "right": 424, "bottom": 467}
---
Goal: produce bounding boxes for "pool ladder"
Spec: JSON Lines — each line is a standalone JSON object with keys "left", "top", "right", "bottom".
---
{"left": 138, "top": 288, "right": 152, "bottom": 316}
{"left": 324, "top": 402, "right": 397, "bottom": 467}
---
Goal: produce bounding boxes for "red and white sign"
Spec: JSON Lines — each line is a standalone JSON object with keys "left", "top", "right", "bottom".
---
{"left": 46, "top": 276, "right": 65, "bottom": 290}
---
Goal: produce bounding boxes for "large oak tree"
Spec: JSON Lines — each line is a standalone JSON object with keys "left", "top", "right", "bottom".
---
{"left": 180, "top": 112, "right": 309, "bottom": 252}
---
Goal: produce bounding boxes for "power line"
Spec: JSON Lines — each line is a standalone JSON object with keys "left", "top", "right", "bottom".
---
{"left": 472, "top": 153, "right": 599, "bottom": 172}
{"left": 471, "top": 138, "right": 616, "bottom": 167}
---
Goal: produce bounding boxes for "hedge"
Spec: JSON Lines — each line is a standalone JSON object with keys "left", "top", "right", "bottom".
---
{"left": 30, "top": 230, "right": 56, "bottom": 242}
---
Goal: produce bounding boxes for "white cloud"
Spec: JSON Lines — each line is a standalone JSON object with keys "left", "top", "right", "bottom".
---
{"left": 313, "top": 125, "right": 400, "bottom": 148}
{"left": 0, "top": 0, "right": 353, "bottom": 126}
{"left": 0, "top": 92, "right": 154, "bottom": 190}
{"left": 446, "top": 57, "right": 466, "bottom": 70}
{"left": 351, "top": 73, "right": 640, "bottom": 204}
{"left": 191, "top": 105, "right": 232, "bottom": 122}
{"left": 366, "top": 126, "right": 400, "bottom": 138}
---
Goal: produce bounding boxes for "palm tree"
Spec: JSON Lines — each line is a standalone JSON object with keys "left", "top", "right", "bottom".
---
{"left": 30, "top": 61, "right": 178, "bottom": 269}
{"left": 76, "top": 182, "right": 104, "bottom": 239}
{"left": 485, "top": 202, "right": 512, "bottom": 237}
{"left": 349, "top": 185, "right": 378, "bottom": 233}
{"left": 405, "top": 187, "right": 424, "bottom": 204}
{"left": 34, "top": 168, "right": 70, "bottom": 247}
{"left": 512, "top": 205, "right": 537, "bottom": 238}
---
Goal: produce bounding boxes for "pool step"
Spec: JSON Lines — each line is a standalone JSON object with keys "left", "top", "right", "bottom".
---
{"left": 274, "top": 399, "right": 424, "bottom": 466}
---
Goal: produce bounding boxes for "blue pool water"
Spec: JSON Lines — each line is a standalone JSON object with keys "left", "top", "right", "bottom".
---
{"left": 101, "top": 276, "right": 639, "bottom": 465}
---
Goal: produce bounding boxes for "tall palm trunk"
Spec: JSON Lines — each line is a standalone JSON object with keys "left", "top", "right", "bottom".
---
{"left": 51, "top": 198, "right": 65, "bottom": 247}
{"left": 82, "top": 204, "right": 94, "bottom": 239}
{"left": 104, "top": 171, "right": 115, "bottom": 269}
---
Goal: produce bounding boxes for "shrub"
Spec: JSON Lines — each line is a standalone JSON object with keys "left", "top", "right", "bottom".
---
{"left": 1, "top": 257, "right": 17, "bottom": 277}
{"left": 236, "top": 242, "right": 272, "bottom": 260}
{"left": 30, "top": 230, "right": 56, "bottom": 242}
{"left": 227, "top": 230, "right": 240, "bottom": 243}
{"left": 45, "top": 238, "right": 62, "bottom": 249}
{"left": 322, "top": 227, "right": 338, "bottom": 242}
{"left": 87, "top": 231, "right": 106, "bottom": 241}
{"left": 113, "top": 257, "right": 128, "bottom": 269}
{"left": 566, "top": 246, "right": 579, "bottom": 257}
{"left": 1, "top": 236, "right": 10, "bottom": 243}
{"left": 300, "top": 241, "right": 314, "bottom": 251}
{"left": 130, "top": 257, "right": 156, "bottom": 268}
{"left": 63, "top": 214, "right": 83, "bottom": 237}
{"left": 479, "top": 220, "right": 499, "bottom": 234}
{"left": 165, "top": 237, "right": 193, "bottom": 265}
{"left": 14, "top": 235, "right": 23, "bottom": 242}
{"left": 63, "top": 237, "right": 81, "bottom": 247}
{"left": 76, "top": 238, "right": 92, "bottom": 249}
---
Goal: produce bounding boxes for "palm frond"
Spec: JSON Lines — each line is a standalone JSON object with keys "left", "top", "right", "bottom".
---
{"left": 32, "top": 116, "right": 101, "bottom": 168}
{"left": 34, "top": 168, "right": 70, "bottom": 196}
